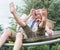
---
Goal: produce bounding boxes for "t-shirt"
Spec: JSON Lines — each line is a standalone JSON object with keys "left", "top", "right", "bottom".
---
{"left": 26, "top": 16, "right": 38, "bottom": 32}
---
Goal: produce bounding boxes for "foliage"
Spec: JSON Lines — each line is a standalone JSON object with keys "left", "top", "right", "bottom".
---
{"left": 28, "top": 45, "right": 49, "bottom": 50}
{"left": 8, "top": 17, "right": 17, "bottom": 31}
{"left": 0, "top": 25, "right": 3, "bottom": 31}
{"left": 1, "top": 43, "right": 60, "bottom": 50}
{"left": 57, "top": 45, "right": 60, "bottom": 50}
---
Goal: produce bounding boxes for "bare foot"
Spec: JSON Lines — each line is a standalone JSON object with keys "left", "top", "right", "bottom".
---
{"left": 9, "top": 2, "right": 16, "bottom": 14}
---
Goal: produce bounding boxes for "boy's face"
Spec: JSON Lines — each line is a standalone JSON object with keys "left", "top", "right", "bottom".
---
{"left": 33, "top": 9, "right": 42, "bottom": 23}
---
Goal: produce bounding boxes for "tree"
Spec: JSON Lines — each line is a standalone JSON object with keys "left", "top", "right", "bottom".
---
{"left": 0, "top": 25, "right": 3, "bottom": 31}
{"left": 8, "top": 17, "right": 17, "bottom": 31}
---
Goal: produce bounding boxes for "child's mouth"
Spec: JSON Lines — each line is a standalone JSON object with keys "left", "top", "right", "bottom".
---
{"left": 36, "top": 19, "right": 41, "bottom": 23}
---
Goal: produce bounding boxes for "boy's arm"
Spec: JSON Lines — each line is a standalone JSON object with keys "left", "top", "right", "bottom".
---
{"left": 23, "top": 9, "right": 36, "bottom": 22}
{"left": 39, "top": 8, "right": 47, "bottom": 28}
{"left": 39, "top": 18, "right": 46, "bottom": 28}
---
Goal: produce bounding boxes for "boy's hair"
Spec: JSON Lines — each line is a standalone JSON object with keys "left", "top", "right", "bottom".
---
{"left": 46, "top": 19, "right": 54, "bottom": 29}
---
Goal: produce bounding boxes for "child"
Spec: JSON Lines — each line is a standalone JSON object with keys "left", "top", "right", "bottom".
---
{"left": 45, "top": 19, "right": 54, "bottom": 36}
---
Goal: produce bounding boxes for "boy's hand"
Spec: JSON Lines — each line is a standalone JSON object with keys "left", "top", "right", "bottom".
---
{"left": 29, "top": 9, "right": 36, "bottom": 16}
{"left": 41, "top": 8, "right": 47, "bottom": 22}
{"left": 39, "top": 8, "right": 47, "bottom": 28}
{"left": 9, "top": 2, "right": 16, "bottom": 14}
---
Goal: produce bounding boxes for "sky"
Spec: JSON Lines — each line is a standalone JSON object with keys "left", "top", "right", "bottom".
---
{"left": 0, "top": 0, "right": 24, "bottom": 29}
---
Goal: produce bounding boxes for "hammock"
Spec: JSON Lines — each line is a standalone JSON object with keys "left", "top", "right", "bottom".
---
{"left": 3, "top": 31, "right": 60, "bottom": 46}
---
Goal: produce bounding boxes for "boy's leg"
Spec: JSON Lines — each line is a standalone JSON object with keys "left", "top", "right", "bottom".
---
{"left": 0, "top": 29, "right": 12, "bottom": 47}
{"left": 13, "top": 33, "right": 23, "bottom": 50}
{"left": 10, "top": 2, "right": 26, "bottom": 27}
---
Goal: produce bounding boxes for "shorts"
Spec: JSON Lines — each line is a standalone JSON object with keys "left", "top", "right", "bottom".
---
{"left": 22, "top": 25, "right": 45, "bottom": 38}
{"left": 8, "top": 24, "right": 45, "bottom": 42}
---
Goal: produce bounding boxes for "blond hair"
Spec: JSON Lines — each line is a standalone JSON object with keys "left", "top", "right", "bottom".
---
{"left": 46, "top": 19, "right": 54, "bottom": 29}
